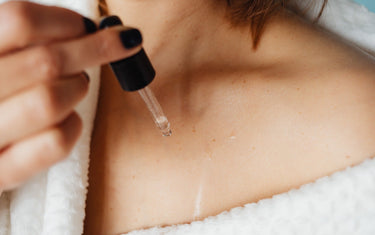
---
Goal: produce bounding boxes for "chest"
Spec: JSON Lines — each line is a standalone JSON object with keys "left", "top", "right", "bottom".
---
{"left": 84, "top": 83, "right": 370, "bottom": 235}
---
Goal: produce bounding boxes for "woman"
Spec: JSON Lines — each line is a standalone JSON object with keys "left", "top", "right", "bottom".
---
{"left": 1, "top": 0, "right": 375, "bottom": 234}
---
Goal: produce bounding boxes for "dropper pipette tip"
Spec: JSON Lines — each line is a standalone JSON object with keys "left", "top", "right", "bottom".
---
{"left": 138, "top": 87, "right": 172, "bottom": 137}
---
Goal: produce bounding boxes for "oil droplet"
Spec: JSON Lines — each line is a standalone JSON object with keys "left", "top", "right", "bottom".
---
{"left": 208, "top": 153, "right": 212, "bottom": 161}
{"left": 193, "top": 182, "right": 204, "bottom": 220}
{"left": 162, "top": 129, "right": 172, "bottom": 137}
{"left": 156, "top": 116, "right": 172, "bottom": 136}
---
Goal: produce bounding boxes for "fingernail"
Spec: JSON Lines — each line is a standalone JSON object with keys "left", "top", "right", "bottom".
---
{"left": 83, "top": 17, "right": 97, "bottom": 34}
{"left": 99, "top": 15, "right": 123, "bottom": 29}
{"left": 82, "top": 71, "right": 90, "bottom": 82}
{"left": 120, "top": 29, "right": 142, "bottom": 49}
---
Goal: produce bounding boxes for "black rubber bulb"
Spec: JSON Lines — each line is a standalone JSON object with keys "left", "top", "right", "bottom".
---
{"left": 99, "top": 16, "right": 156, "bottom": 91}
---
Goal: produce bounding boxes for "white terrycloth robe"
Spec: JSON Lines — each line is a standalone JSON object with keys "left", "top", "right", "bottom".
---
{"left": 0, "top": 0, "right": 375, "bottom": 234}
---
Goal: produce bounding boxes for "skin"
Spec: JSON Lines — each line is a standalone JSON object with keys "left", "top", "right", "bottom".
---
{"left": 0, "top": 1, "right": 142, "bottom": 192}
{"left": 84, "top": 1, "right": 375, "bottom": 234}
{"left": 0, "top": 0, "right": 373, "bottom": 234}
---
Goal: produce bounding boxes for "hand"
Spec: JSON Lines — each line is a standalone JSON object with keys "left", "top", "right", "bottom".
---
{"left": 0, "top": 1, "right": 142, "bottom": 191}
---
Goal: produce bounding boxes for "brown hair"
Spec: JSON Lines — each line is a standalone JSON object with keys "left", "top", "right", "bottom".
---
{"left": 98, "top": 0, "right": 328, "bottom": 48}
{"left": 98, "top": 0, "right": 108, "bottom": 16}
{"left": 225, "top": 0, "right": 328, "bottom": 47}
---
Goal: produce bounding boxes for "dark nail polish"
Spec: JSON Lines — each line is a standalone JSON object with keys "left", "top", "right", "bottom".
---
{"left": 99, "top": 15, "right": 123, "bottom": 29}
{"left": 120, "top": 29, "right": 142, "bottom": 49}
{"left": 83, "top": 17, "right": 97, "bottom": 34}
{"left": 82, "top": 72, "right": 90, "bottom": 82}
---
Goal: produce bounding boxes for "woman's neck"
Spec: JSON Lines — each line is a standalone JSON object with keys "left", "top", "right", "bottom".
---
{"left": 104, "top": 0, "right": 289, "bottom": 84}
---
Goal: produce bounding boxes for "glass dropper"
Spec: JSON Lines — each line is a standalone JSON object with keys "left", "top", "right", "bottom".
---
{"left": 138, "top": 86, "right": 172, "bottom": 136}
{"left": 100, "top": 16, "right": 172, "bottom": 136}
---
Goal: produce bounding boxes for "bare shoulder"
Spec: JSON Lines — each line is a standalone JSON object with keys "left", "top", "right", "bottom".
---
{"left": 285, "top": 47, "right": 375, "bottom": 167}
{"left": 238, "top": 14, "right": 375, "bottom": 195}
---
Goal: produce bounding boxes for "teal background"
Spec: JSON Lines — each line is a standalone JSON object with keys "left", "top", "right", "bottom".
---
{"left": 354, "top": 0, "right": 375, "bottom": 12}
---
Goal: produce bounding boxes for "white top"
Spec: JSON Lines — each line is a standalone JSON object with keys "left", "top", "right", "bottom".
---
{"left": 0, "top": 0, "right": 375, "bottom": 234}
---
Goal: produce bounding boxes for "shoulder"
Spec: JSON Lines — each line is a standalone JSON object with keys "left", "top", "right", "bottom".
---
{"left": 253, "top": 10, "right": 375, "bottom": 164}
{"left": 287, "top": 52, "right": 375, "bottom": 165}
{"left": 280, "top": 13, "right": 375, "bottom": 130}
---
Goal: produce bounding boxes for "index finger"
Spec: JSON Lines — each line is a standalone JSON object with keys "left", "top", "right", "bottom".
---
{"left": 0, "top": 26, "right": 141, "bottom": 100}
{"left": 54, "top": 26, "right": 143, "bottom": 75}
{"left": 0, "top": 1, "right": 96, "bottom": 54}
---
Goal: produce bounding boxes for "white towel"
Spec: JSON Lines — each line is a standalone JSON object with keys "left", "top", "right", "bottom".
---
{"left": 0, "top": 0, "right": 374, "bottom": 234}
{"left": 0, "top": 1, "right": 100, "bottom": 234}
{"left": 127, "top": 157, "right": 375, "bottom": 235}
